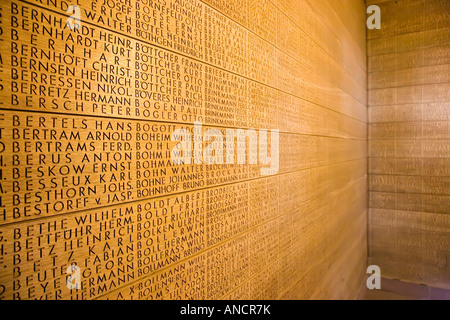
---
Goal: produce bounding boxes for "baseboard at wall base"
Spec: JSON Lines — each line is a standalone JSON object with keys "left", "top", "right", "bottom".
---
{"left": 355, "top": 277, "right": 368, "bottom": 300}
{"left": 365, "top": 277, "right": 450, "bottom": 300}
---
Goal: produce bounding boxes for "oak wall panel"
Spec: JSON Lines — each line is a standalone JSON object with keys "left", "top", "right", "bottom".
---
{"left": 368, "top": 0, "right": 450, "bottom": 289}
{"left": 0, "top": 0, "right": 368, "bottom": 299}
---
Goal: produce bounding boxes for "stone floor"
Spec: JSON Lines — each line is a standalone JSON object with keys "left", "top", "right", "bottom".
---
{"left": 364, "top": 278, "right": 450, "bottom": 300}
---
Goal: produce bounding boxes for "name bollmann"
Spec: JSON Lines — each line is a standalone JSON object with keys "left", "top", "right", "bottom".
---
{"left": 171, "top": 122, "right": 279, "bottom": 176}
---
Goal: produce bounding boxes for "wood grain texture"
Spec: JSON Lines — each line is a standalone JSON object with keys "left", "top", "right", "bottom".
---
{"left": 368, "top": 0, "right": 450, "bottom": 289}
{"left": 0, "top": 0, "right": 368, "bottom": 299}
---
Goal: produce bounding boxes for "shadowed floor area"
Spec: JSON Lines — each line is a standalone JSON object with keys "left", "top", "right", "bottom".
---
{"left": 364, "top": 278, "right": 450, "bottom": 300}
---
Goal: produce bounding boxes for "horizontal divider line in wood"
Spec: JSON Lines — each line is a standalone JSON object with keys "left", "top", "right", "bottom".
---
{"left": 199, "top": 0, "right": 367, "bottom": 104}
{"left": 0, "top": 138, "right": 368, "bottom": 228}
{"left": 277, "top": 208, "right": 367, "bottom": 299}
{"left": 0, "top": 108, "right": 368, "bottom": 141}
{"left": 368, "top": 119, "right": 450, "bottom": 125}
{"left": 16, "top": 0, "right": 368, "bottom": 114}
{"left": 368, "top": 63, "right": 450, "bottom": 76}
{"left": 367, "top": 26, "right": 450, "bottom": 57}
{"left": 368, "top": 45, "right": 450, "bottom": 66}
{"left": 369, "top": 138, "right": 450, "bottom": 141}
{"left": 369, "top": 208, "right": 450, "bottom": 220}
{"left": 368, "top": 80, "right": 450, "bottom": 91}
{"left": 0, "top": 165, "right": 367, "bottom": 299}
{"left": 95, "top": 176, "right": 367, "bottom": 300}
{"left": 272, "top": 0, "right": 367, "bottom": 79}
{"left": 368, "top": 173, "right": 450, "bottom": 178}
{"left": 370, "top": 191, "right": 450, "bottom": 198}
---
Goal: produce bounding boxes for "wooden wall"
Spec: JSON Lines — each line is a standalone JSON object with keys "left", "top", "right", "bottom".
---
{"left": 0, "top": 0, "right": 368, "bottom": 299}
{"left": 368, "top": 0, "right": 450, "bottom": 288}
